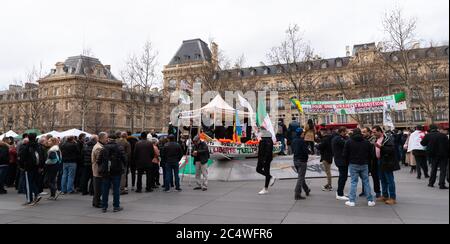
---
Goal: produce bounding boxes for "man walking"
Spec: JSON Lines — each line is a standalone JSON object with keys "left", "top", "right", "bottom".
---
{"left": 291, "top": 128, "right": 310, "bottom": 200}
{"left": 256, "top": 129, "right": 275, "bottom": 195}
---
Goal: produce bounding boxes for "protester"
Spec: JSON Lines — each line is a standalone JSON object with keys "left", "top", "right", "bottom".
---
{"left": 373, "top": 126, "right": 399, "bottom": 205}
{"left": 18, "top": 133, "right": 44, "bottom": 206}
{"left": 192, "top": 135, "right": 210, "bottom": 191}
{"left": 0, "top": 138, "right": 10, "bottom": 194}
{"left": 134, "top": 132, "right": 155, "bottom": 193}
{"left": 408, "top": 125, "right": 429, "bottom": 179}
{"left": 116, "top": 132, "right": 131, "bottom": 195}
{"left": 80, "top": 135, "right": 98, "bottom": 195}
{"left": 149, "top": 137, "right": 161, "bottom": 188}
{"left": 291, "top": 128, "right": 310, "bottom": 200}
{"left": 74, "top": 133, "right": 86, "bottom": 192}
{"left": 97, "top": 134, "right": 126, "bottom": 213}
{"left": 256, "top": 128, "right": 275, "bottom": 195}
{"left": 304, "top": 119, "right": 316, "bottom": 155}
{"left": 6, "top": 137, "right": 18, "bottom": 188}
{"left": 332, "top": 127, "right": 349, "bottom": 201}
{"left": 361, "top": 127, "right": 381, "bottom": 199}
{"left": 276, "top": 119, "right": 288, "bottom": 156}
{"left": 91, "top": 132, "right": 108, "bottom": 208}
{"left": 162, "top": 135, "right": 183, "bottom": 192}
{"left": 60, "top": 136, "right": 80, "bottom": 194}
{"left": 37, "top": 137, "right": 49, "bottom": 194}
{"left": 287, "top": 117, "right": 300, "bottom": 155}
{"left": 421, "top": 125, "right": 449, "bottom": 189}
{"left": 317, "top": 128, "right": 334, "bottom": 191}
{"left": 126, "top": 133, "right": 139, "bottom": 191}
{"left": 343, "top": 128, "right": 376, "bottom": 207}
{"left": 45, "top": 137, "right": 62, "bottom": 200}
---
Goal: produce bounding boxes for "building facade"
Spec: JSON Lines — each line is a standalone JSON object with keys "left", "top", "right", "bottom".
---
{"left": 0, "top": 56, "right": 163, "bottom": 134}
{"left": 163, "top": 39, "right": 449, "bottom": 129}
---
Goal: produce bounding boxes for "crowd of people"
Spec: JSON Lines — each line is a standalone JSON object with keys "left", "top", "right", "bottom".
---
{"left": 0, "top": 130, "right": 210, "bottom": 213}
{"left": 267, "top": 119, "right": 449, "bottom": 207}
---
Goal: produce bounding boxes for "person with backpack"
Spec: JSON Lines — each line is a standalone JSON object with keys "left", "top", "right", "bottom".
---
{"left": 18, "top": 133, "right": 44, "bottom": 206}
{"left": 45, "top": 137, "right": 62, "bottom": 200}
{"left": 97, "top": 134, "right": 127, "bottom": 213}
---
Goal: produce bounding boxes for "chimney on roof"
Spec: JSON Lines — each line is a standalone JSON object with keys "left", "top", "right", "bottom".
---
{"left": 211, "top": 42, "right": 219, "bottom": 70}
{"left": 346, "top": 46, "right": 351, "bottom": 57}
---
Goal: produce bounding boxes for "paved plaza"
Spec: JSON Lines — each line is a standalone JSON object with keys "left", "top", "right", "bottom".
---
{"left": 0, "top": 166, "right": 448, "bottom": 224}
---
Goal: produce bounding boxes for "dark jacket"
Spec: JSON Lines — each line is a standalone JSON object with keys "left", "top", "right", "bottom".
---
{"left": 0, "top": 142, "right": 10, "bottom": 166}
{"left": 421, "top": 130, "right": 449, "bottom": 159}
{"left": 318, "top": 134, "right": 333, "bottom": 164}
{"left": 343, "top": 133, "right": 372, "bottom": 166}
{"left": 379, "top": 134, "right": 400, "bottom": 172}
{"left": 127, "top": 136, "right": 139, "bottom": 168}
{"left": 291, "top": 137, "right": 309, "bottom": 162}
{"left": 60, "top": 141, "right": 81, "bottom": 163}
{"left": 332, "top": 135, "right": 347, "bottom": 167}
{"left": 82, "top": 140, "right": 97, "bottom": 166}
{"left": 18, "top": 141, "right": 45, "bottom": 171}
{"left": 162, "top": 141, "right": 184, "bottom": 164}
{"left": 193, "top": 141, "right": 210, "bottom": 165}
{"left": 287, "top": 121, "right": 300, "bottom": 144}
{"left": 134, "top": 140, "right": 155, "bottom": 170}
{"left": 258, "top": 137, "right": 274, "bottom": 164}
{"left": 97, "top": 141, "right": 127, "bottom": 177}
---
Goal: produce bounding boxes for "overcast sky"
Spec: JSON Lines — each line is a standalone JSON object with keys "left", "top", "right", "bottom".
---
{"left": 0, "top": 0, "right": 448, "bottom": 89}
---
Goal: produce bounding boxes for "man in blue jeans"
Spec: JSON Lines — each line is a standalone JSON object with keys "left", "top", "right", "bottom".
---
{"left": 342, "top": 128, "right": 376, "bottom": 207}
{"left": 161, "top": 135, "right": 184, "bottom": 192}
{"left": 97, "top": 135, "right": 126, "bottom": 213}
{"left": 372, "top": 126, "right": 399, "bottom": 205}
{"left": 60, "top": 136, "right": 80, "bottom": 194}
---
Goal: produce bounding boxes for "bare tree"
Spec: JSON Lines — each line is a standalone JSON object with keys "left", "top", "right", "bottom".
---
{"left": 267, "top": 24, "right": 320, "bottom": 110}
{"left": 380, "top": 7, "right": 418, "bottom": 125}
{"left": 122, "top": 41, "right": 161, "bottom": 132}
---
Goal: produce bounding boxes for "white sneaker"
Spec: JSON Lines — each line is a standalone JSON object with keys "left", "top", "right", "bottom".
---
{"left": 368, "top": 201, "right": 376, "bottom": 207}
{"left": 336, "top": 193, "right": 349, "bottom": 201}
{"left": 269, "top": 177, "right": 276, "bottom": 187}
{"left": 39, "top": 192, "right": 48, "bottom": 196}
{"left": 258, "top": 188, "right": 269, "bottom": 195}
{"left": 345, "top": 201, "right": 356, "bottom": 207}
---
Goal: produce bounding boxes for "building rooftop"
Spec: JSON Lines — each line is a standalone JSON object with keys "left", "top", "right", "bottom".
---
{"left": 168, "top": 39, "right": 212, "bottom": 65}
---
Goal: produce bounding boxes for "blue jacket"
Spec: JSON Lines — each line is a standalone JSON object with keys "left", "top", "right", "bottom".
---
{"left": 292, "top": 137, "right": 309, "bottom": 162}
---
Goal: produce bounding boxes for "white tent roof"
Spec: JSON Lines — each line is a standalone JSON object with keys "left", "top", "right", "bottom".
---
{"left": 37, "top": 131, "right": 62, "bottom": 139}
{"left": 0, "top": 130, "right": 19, "bottom": 140}
{"left": 201, "top": 95, "right": 236, "bottom": 112}
{"left": 59, "top": 129, "right": 92, "bottom": 138}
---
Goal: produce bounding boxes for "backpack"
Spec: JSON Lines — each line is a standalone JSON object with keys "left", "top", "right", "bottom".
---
{"left": 45, "top": 150, "right": 62, "bottom": 165}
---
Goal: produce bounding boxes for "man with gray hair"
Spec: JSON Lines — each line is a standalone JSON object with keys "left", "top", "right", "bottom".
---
{"left": 192, "top": 136, "right": 210, "bottom": 191}
{"left": 91, "top": 132, "right": 108, "bottom": 208}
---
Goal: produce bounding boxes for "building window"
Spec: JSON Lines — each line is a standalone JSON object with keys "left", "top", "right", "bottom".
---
{"left": 411, "top": 89, "right": 420, "bottom": 100}
{"left": 110, "top": 115, "right": 116, "bottom": 127}
{"left": 126, "top": 117, "right": 131, "bottom": 126}
{"left": 337, "top": 114, "right": 348, "bottom": 124}
{"left": 321, "top": 61, "right": 328, "bottom": 69}
{"left": 65, "top": 101, "right": 70, "bottom": 110}
{"left": 263, "top": 68, "right": 270, "bottom": 75}
{"left": 435, "top": 107, "right": 449, "bottom": 121}
{"left": 321, "top": 115, "right": 334, "bottom": 124}
{"left": 336, "top": 94, "right": 345, "bottom": 100}
{"left": 375, "top": 113, "right": 383, "bottom": 123}
{"left": 395, "top": 111, "right": 406, "bottom": 122}
{"left": 433, "top": 87, "right": 444, "bottom": 98}
{"left": 97, "top": 89, "right": 103, "bottom": 97}
{"left": 111, "top": 104, "right": 116, "bottom": 113}
{"left": 412, "top": 108, "right": 425, "bottom": 122}
{"left": 336, "top": 59, "right": 343, "bottom": 68}
{"left": 96, "top": 103, "right": 101, "bottom": 111}
{"left": 391, "top": 55, "right": 399, "bottom": 62}
{"left": 169, "top": 79, "right": 177, "bottom": 88}
{"left": 250, "top": 69, "right": 257, "bottom": 76}
{"left": 277, "top": 99, "right": 285, "bottom": 110}
{"left": 55, "top": 87, "right": 60, "bottom": 96}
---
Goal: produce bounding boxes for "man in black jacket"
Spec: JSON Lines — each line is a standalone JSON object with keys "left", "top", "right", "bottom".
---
{"left": 0, "top": 139, "right": 10, "bottom": 194}
{"left": 332, "top": 127, "right": 349, "bottom": 200}
{"left": 421, "top": 125, "right": 449, "bottom": 189}
{"left": 257, "top": 129, "right": 275, "bottom": 195}
{"left": 291, "top": 128, "right": 310, "bottom": 200}
{"left": 60, "top": 136, "right": 80, "bottom": 194}
{"left": 162, "top": 135, "right": 184, "bottom": 192}
{"left": 361, "top": 127, "right": 381, "bottom": 199}
{"left": 97, "top": 135, "right": 127, "bottom": 213}
{"left": 317, "top": 128, "right": 334, "bottom": 191}
{"left": 80, "top": 136, "right": 97, "bottom": 195}
{"left": 134, "top": 132, "right": 155, "bottom": 193}
{"left": 18, "top": 133, "right": 44, "bottom": 205}
{"left": 343, "top": 128, "right": 376, "bottom": 207}
{"left": 373, "top": 126, "right": 399, "bottom": 205}
{"left": 192, "top": 136, "right": 210, "bottom": 191}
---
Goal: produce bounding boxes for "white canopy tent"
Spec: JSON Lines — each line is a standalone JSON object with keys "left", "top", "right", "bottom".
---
{"left": 37, "top": 131, "right": 62, "bottom": 139}
{"left": 0, "top": 130, "right": 19, "bottom": 140}
{"left": 59, "top": 129, "right": 92, "bottom": 138}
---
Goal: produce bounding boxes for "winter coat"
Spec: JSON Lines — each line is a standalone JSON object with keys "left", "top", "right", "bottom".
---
{"left": 421, "top": 130, "right": 449, "bottom": 159}
{"left": 292, "top": 137, "right": 309, "bottom": 162}
{"left": 0, "top": 142, "right": 10, "bottom": 166}
{"left": 162, "top": 141, "right": 184, "bottom": 165}
{"left": 82, "top": 140, "right": 97, "bottom": 166}
{"left": 379, "top": 135, "right": 400, "bottom": 172}
{"left": 343, "top": 133, "right": 372, "bottom": 166}
{"left": 258, "top": 137, "right": 274, "bottom": 164}
{"left": 193, "top": 141, "right": 210, "bottom": 165}
{"left": 318, "top": 134, "right": 334, "bottom": 164}
{"left": 134, "top": 140, "right": 155, "bottom": 170}
{"left": 60, "top": 141, "right": 80, "bottom": 163}
{"left": 304, "top": 124, "right": 315, "bottom": 142}
{"left": 332, "top": 135, "right": 347, "bottom": 167}
{"left": 97, "top": 141, "right": 126, "bottom": 177}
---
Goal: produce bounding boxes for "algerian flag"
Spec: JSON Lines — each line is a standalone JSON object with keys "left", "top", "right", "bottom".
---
{"left": 393, "top": 92, "right": 407, "bottom": 110}
{"left": 256, "top": 98, "right": 276, "bottom": 142}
